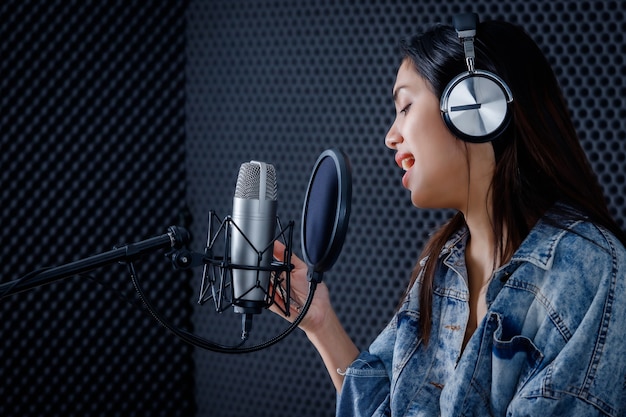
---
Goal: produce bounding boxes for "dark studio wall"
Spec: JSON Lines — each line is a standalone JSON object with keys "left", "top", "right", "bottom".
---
{"left": 1, "top": 1, "right": 194, "bottom": 416}
{"left": 187, "top": 1, "right": 626, "bottom": 417}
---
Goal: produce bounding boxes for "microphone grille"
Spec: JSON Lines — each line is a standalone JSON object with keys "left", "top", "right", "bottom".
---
{"left": 234, "top": 161, "right": 278, "bottom": 200}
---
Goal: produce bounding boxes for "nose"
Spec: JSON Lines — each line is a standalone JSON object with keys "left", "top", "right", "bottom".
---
{"left": 385, "top": 121, "right": 402, "bottom": 150}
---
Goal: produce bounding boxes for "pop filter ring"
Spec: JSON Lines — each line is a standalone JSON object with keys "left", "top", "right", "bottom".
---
{"left": 301, "top": 148, "right": 352, "bottom": 282}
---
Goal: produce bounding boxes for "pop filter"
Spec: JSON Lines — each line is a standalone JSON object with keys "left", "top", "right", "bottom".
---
{"left": 301, "top": 148, "right": 352, "bottom": 282}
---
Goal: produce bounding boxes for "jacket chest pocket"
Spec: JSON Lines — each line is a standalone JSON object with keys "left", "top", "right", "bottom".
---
{"left": 488, "top": 312, "right": 545, "bottom": 414}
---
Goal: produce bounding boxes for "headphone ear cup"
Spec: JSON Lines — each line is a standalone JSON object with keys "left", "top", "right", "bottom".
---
{"left": 440, "top": 70, "right": 513, "bottom": 143}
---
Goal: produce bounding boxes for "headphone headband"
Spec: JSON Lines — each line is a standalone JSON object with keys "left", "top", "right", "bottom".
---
{"left": 454, "top": 13, "right": 478, "bottom": 73}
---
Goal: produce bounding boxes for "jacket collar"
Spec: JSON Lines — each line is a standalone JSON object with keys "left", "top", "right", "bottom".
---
{"left": 438, "top": 205, "right": 584, "bottom": 273}
{"left": 509, "top": 216, "right": 582, "bottom": 271}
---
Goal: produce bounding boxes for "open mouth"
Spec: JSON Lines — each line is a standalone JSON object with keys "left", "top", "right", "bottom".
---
{"left": 401, "top": 157, "right": 415, "bottom": 171}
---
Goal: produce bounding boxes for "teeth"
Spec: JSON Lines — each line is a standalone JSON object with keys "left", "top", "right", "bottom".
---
{"left": 401, "top": 158, "right": 414, "bottom": 171}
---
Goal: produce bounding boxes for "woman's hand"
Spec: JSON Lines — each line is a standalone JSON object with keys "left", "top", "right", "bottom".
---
{"left": 269, "top": 240, "right": 332, "bottom": 335}
{"left": 270, "top": 240, "right": 360, "bottom": 392}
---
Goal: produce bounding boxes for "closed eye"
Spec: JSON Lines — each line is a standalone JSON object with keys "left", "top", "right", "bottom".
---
{"left": 399, "top": 103, "right": 412, "bottom": 115}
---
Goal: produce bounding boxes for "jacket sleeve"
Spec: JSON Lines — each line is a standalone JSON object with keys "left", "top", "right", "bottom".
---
{"left": 335, "top": 317, "right": 397, "bottom": 417}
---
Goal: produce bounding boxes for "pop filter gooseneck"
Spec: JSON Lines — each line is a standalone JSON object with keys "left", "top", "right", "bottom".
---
{"left": 301, "top": 148, "right": 352, "bottom": 283}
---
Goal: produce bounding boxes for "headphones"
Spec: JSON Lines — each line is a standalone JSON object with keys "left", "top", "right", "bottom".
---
{"left": 440, "top": 13, "right": 513, "bottom": 143}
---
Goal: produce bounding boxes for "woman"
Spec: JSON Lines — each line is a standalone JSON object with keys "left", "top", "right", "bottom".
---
{"left": 272, "top": 15, "right": 626, "bottom": 416}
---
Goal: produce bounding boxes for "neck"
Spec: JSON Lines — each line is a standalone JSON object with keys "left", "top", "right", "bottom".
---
{"left": 465, "top": 206, "right": 497, "bottom": 272}
{"left": 458, "top": 140, "right": 501, "bottom": 283}
{"left": 462, "top": 175, "right": 499, "bottom": 286}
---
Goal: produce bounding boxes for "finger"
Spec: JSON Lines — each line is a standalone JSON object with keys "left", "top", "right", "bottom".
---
{"left": 273, "top": 240, "right": 307, "bottom": 270}
{"left": 273, "top": 240, "right": 287, "bottom": 262}
{"left": 267, "top": 282, "right": 300, "bottom": 322}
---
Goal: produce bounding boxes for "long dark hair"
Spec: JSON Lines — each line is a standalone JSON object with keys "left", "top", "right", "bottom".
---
{"left": 400, "top": 20, "right": 626, "bottom": 343}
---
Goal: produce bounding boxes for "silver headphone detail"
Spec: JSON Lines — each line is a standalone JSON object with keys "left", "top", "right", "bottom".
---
{"left": 440, "top": 13, "right": 513, "bottom": 143}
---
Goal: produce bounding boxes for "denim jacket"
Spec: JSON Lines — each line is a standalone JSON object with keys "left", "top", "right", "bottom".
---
{"left": 337, "top": 213, "right": 626, "bottom": 416}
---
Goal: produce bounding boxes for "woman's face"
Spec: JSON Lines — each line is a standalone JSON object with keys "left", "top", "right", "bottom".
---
{"left": 385, "top": 59, "right": 491, "bottom": 211}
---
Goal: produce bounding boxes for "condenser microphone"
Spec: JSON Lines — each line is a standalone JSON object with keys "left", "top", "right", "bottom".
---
{"left": 230, "top": 161, "right": 278, "bottom": 319}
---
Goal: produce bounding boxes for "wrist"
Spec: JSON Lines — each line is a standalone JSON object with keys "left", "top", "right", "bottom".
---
{"left": 303, "top": 305, "right": 339, "bottom": 341}
{"left": 304, "top": 306, "right": 359, "bottom": 392}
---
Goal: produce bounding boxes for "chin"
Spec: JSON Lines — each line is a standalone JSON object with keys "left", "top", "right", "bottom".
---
{"left": 410, "top": 194, "right": 433, "bottom": 209}
{"left": 410, "top": 192, "right": 451, "bottom": 210}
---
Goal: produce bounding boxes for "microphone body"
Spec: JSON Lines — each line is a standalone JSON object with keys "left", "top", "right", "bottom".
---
{"left": 230, "top": 161, "right": 277, "bottom": 315}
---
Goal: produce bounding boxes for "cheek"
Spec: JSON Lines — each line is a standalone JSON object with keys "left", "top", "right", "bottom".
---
{"left": 410, "top": 140, "right": 468, "bottom": 207}
{"left": 415, "top": 130, "right": 463, "bottom": 177}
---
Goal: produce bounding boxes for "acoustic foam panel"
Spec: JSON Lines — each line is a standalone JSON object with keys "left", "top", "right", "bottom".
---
{"left": 0, "top": 1, "right": 195, "bottom": 416}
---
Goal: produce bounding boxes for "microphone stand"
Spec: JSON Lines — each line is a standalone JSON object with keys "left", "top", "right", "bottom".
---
{"left": 0, "top": 222, "right": 313, "bottom": 354}
{"left": 0, "top": 226, "right": 190, "bottom": 299}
